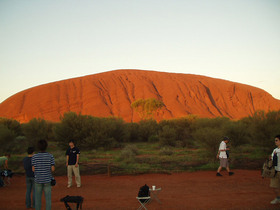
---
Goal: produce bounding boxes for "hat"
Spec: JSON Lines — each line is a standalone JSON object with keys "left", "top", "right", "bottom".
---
{"left": 223, "top": 136, "right": 229, "bottom": 140}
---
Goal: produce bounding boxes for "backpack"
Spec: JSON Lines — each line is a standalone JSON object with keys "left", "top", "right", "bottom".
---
{"left": 60, "top": 195, "right": 83, "bottom": 210}
{"left": 262, "top": 159, "right": 276, "bottom": 178}
{"left": 1, "top": 169, "right": 14, "bottom": 178}
{"left": 0, "top": 178, "right": 3, "bottom": 187}
{"left": 138, "top": 184, "right": 150, "bottom": 203}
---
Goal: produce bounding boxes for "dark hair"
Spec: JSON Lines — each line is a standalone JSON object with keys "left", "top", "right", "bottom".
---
{"left": 223, "top": 136, "right": 230, "bottom": 141}
{"left": 68, "top": 140, "right": 75, "bottom": 144}
{"left": 4, "top": 153, "right": 11, "bottom": 157}
{"left": 275, "top": 135, "right": 280, "bottom": 140}
{"left": 37, "top": 139, "right": 48, "bottom": 152}
{"left": 27, "top": 147, "right": 34, "bottom": 154}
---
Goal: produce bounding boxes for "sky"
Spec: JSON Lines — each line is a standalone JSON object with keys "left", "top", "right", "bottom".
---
{"left": 0, "top": 0, "right": 279, "bottom": 103}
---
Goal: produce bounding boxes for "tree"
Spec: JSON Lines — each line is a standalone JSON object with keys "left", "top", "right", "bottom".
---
{"left": 0, "top": 117, "right": 22, "bottom": 136}
{"left": 131, "top": 98, "right": 164, "bottom": 120}
{"left": 22, "top": 118, "right": 53, "bottom": 147}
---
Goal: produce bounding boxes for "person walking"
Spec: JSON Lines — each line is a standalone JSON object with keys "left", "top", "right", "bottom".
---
{"left": 23, "top": 147, "right": 35, "bottom": 209}
{"left": 66, "top": 140, "right": 81, "bottom": 188}
{"left": 270, "top": 135, "right": 280, "bottom": 204}
{"left": 32, "top": 140, "right": 55, "bottom": 210}
{"left": 216, "top": 137, "right": 234, "bottom": 176}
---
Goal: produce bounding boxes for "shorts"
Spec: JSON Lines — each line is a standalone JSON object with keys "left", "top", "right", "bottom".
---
{"left": 270, "top": 172, "right": 280, "bottom": 188}
{"left": 219, "top": 158, "right": 229, "bottom": 168}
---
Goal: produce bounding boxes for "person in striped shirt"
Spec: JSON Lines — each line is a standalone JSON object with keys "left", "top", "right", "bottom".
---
{"left": 32, "top": 139, "right": 55, "bottom": 210}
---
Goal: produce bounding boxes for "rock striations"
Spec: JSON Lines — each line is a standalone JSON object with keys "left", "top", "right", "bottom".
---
{"left": 0, "top": 69, "right": 279, "bottom": 123}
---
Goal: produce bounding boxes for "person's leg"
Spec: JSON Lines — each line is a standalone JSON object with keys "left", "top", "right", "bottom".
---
{"left": 73, "top": 165, "right": 81, "bottom": 187}
{"left": 216, "top": 159, "right": 224, "bottom": 176}
{"left": 25, "top": 177, "right": 32, "bottom": 208}
{"left": 31, "top": 178, "right": 35, "bottom": 207}
{"left": 270, "top": 176, "right": 280, "bottom": 204}
{"left": 35, "top": 183, "right": 43, "bottom": 210}
{"left": 274, "top": 188, "right": 280, "bottom": 197}
{"left": 43, "top": 183, "right": 52, "bottom": 210}
{"left": 67, "top": 165, "right": 73, "bottom": 187}
{"left": 226, "top": 161, "right": 234, "bottom": 175}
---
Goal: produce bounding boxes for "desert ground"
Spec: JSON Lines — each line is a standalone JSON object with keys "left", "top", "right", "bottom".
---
{"left": 0, "top": 169, "right": 279, "bottom": 210}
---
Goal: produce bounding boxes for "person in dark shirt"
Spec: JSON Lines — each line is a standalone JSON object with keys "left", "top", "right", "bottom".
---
{"left": 23, "top": 147, "right": 35, "bottom": 209}
{"left": 66, "top": 140, "right": 81, "bottom": 188}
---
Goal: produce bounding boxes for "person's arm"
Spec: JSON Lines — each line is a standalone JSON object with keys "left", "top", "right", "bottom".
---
{"left": 51, "top": 165, "right": 55, "bottom": 172}
{"left": 66, "top": 155, "right": 69, "bottom": 166}
{"left": 4, "top": 159, "right": 8, "bottom": 169}
{"left": 75, "top": 154, "right": 79, "bottom": 167}
{"left": 32, "top": 166, "right": 35, "bottom": 172}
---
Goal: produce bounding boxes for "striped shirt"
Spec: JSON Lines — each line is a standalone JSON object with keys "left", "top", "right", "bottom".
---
{"left": 31, "top": 152, "right": 55, "bottom": 184}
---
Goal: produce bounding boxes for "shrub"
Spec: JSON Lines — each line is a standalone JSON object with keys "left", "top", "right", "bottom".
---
{"left": 159, "top": 147, "right": 174, "bottom": 156}
{"left": 148, "top": 135, "right": 159, "bottom": 143}
{"left": 192, "top": 127, "right": 224, "bottom": 160}
{"left": 159, "top": 125, "right": 177, "bottom": 147}
{"left": 0, "top": 124, "right": 17, "bottom": 154}
{"left": 137, "top": 119, "right": 159, "bottom": 142}
{"left": 54, "top": 112, "right": 125, "bottom": 150}
{"left": 118, "top": 145, "right": 138, "bottom": 162}
{"left": 22, "top": 118, "right": 54, "bottom": 147}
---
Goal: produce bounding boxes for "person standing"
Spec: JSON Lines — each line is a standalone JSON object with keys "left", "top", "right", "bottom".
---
{"left": 270, "top": 135, "right": 280, "bottom": 204}
{"left": 23, "top": 147, "right": 35, "bottom": 209}
{"left": 66, "top": 140, "right": 81, "bottom": 188}
{"left": 32, "top": 140, "right": 55, "bottom": 210}
{"left": 216, "top": 137, "right": 234, "bottom": 176}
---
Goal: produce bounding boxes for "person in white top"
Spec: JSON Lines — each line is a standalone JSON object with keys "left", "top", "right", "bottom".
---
{"left": 270, "top": 135, "right": 280, "bottom": 205}
{"left": 216, "top": 137, "right": 234, "bottom": 176}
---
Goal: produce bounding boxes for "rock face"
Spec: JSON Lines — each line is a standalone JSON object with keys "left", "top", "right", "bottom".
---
{"left": 0, "top": 69, "right": 280, "bottom": 123}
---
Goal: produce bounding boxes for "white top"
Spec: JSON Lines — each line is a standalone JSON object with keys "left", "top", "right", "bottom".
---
{"left": 272, "top": 148, "right": 280, "bottom": 171}
{"left": 219, "top": 141, "right": 227, "bottom": 159}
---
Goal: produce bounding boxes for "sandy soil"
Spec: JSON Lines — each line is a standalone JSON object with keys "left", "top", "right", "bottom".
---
{"left": 0, "top": 170, "right": 279, "bottom": 210}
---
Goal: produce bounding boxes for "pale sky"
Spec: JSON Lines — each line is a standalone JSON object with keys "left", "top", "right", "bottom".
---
{"left": 0, "top": 0, "right": 279, "bottom": 103}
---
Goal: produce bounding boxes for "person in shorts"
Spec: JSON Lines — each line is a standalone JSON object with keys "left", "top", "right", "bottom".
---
{"left": 270, "top": 135, "right": 280, "bottom": 204}
{"left": 216, "top": 137, "right": 234, "bottom": 176}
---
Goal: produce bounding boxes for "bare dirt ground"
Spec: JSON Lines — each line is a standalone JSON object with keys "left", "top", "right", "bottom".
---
{"left": 0, "top": 170, "right": 279, "bottom": 210}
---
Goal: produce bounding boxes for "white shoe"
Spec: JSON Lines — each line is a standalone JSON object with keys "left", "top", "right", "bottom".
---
{"left": 270, "top": 198, "right": 280, "bottom": 204}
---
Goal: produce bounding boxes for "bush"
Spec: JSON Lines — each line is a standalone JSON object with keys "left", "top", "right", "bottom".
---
{"left": 137, "top": 119, "right": 159, "bottom": 142}
{"left": 192, "top": 127, "right": 224, "bottom": 160}
{"left": 0, "top": 118, "right": 22, "bottom": 136}
{"left": 159, "top": 147, "right": 174, "bottom": 156}
{"left": 118, "top": 144, "right": 138, "bottom": 162}
{"left": 22, "top": 118, "right": 54, "bottom": 147}
{"left": 54, "top": 112, "right": 125, "bottom": 150}
{"left": 0, "top": 124, "right": 17, "bottom": 154}
{"left": 159, "top": 125, "right": 177, "bottom": 147}
{"left": 148, "top": 135, "right": 159, "bottom": 143}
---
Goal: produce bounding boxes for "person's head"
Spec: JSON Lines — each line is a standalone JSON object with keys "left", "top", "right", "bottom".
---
{"left": 68, "top": 140, "right": 75, "bottom": 149}
{"left": 37, "top": 139, "right": 48, "bottom": 152}
{"left": 275, "top": 135, "right": 280, "bottom": 148}
{"left": 223, "top": 136, "right": 230, "bottom": 143}
{"left": 27, "top": 147, "right": 34, "bottom": 155}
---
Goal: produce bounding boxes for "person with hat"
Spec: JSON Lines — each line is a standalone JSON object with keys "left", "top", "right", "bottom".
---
{"left": 216, "top": 136, "right": 234, "bottom": 176}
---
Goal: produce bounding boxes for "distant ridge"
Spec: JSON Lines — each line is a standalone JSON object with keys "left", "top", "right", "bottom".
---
{"left": 0, "top": 69, "right": 279, "bottom": 123}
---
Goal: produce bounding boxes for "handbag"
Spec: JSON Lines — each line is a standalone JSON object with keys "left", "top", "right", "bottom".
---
{"left": 262, "top": 159, "right": 276, "bottom": 178}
